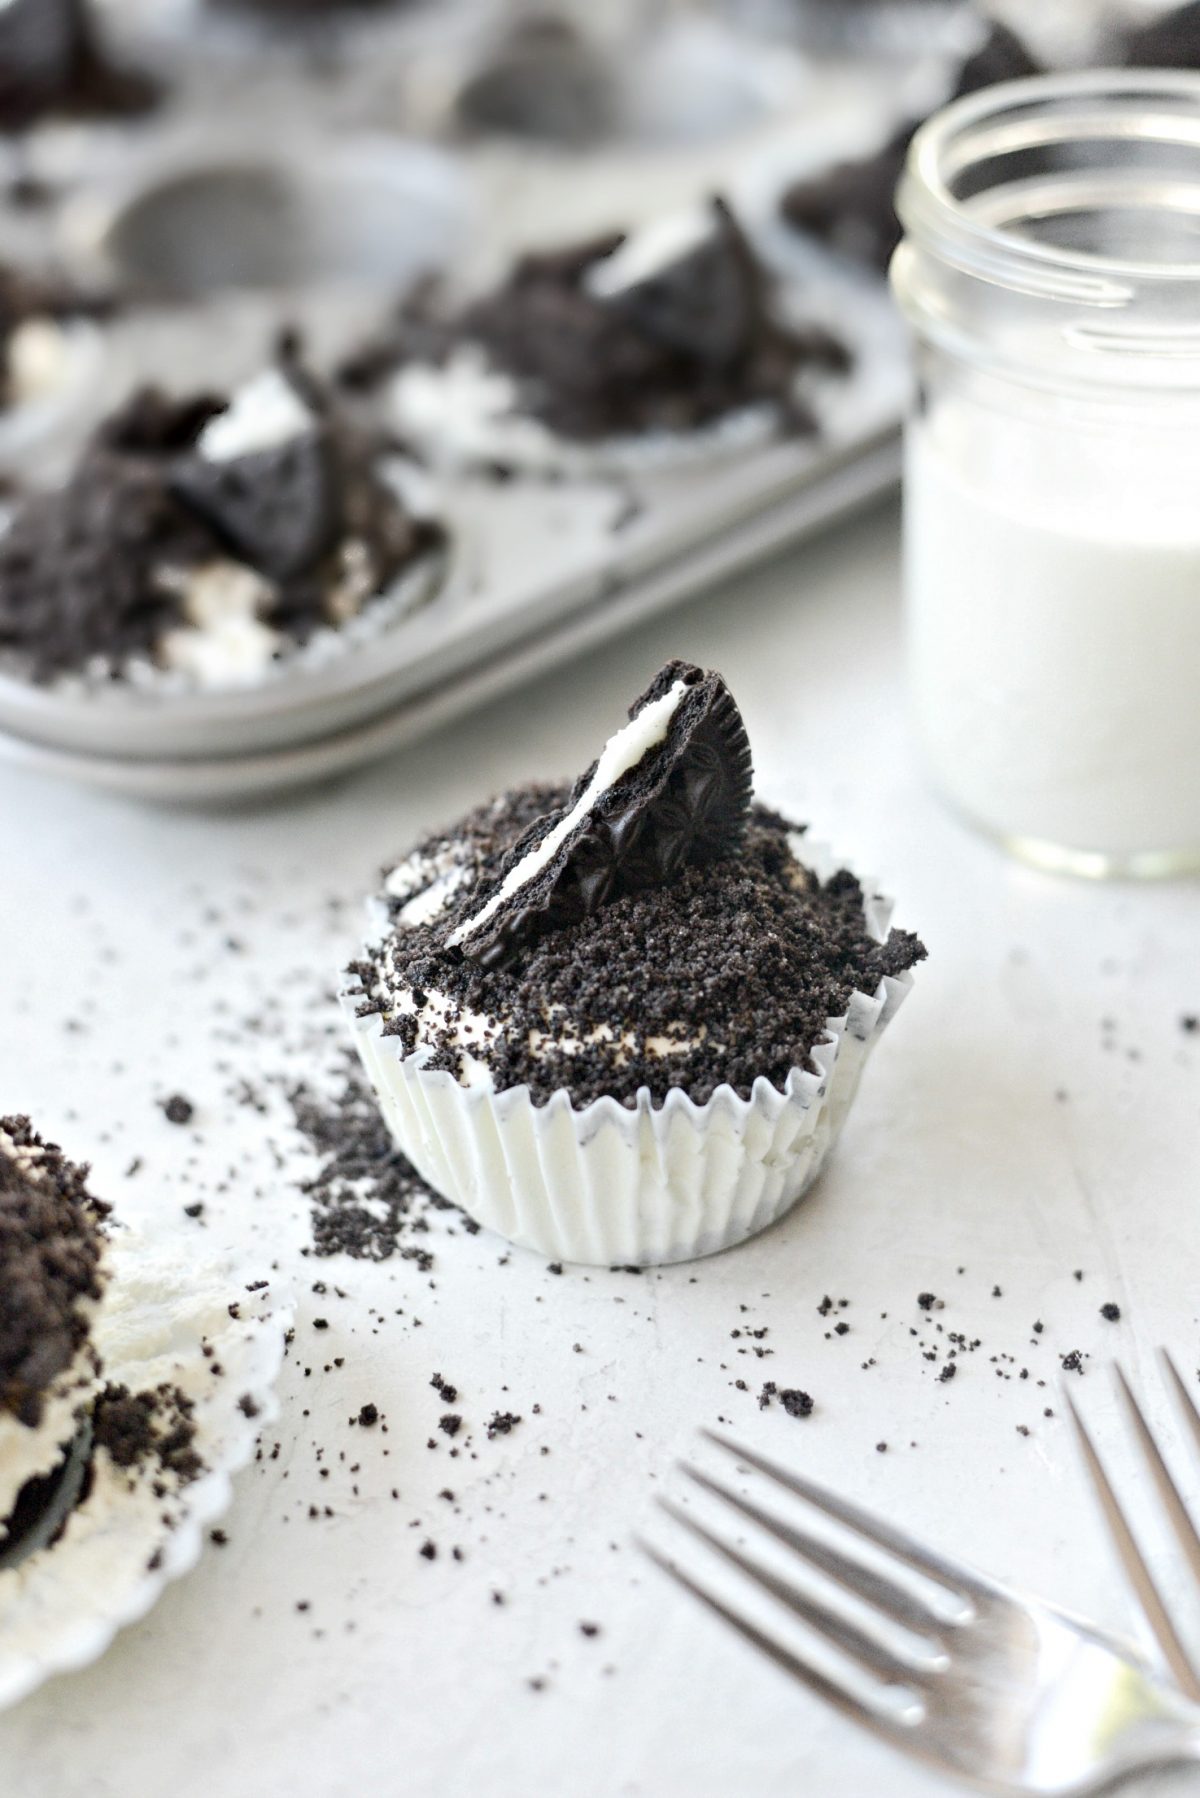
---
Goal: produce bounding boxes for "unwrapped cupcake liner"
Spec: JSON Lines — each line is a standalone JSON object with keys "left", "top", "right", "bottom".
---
{"left": 0, "top": 1230, "right": 290, "bottom": 1711}
{"left": 344, "top": 845, "right": 916, "bottom": 1266}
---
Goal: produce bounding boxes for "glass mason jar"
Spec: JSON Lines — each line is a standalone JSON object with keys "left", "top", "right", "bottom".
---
{"left": 891, "top": 71, "right": 1200, "bottom": 878}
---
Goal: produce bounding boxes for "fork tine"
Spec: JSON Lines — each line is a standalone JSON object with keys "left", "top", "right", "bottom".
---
{"left": 1066, "top": 1391, "right": 1200, "bottom": 1703}
{"left": 701, "top": 1428, "right": 992, "bottom": 1604}
{"left": 1162, "top": 1349, "right": 1200, "bottom": 1461}
{"left": 1114, "top": 1367, "right": 1200, "bottom": 1592}
{"left": 657, "top": 1493, "right": 930, "bottom": 1688}
{"left": 681, "top": 1462, "right": 948, "bottom": 1643}
{"left": 637, "top": 1535, "right": 916, "bottom": 1752}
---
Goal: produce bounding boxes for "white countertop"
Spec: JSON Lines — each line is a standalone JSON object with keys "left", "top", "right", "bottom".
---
{"left": 2, "top": 498, "right": 1198, "bottom": 1798}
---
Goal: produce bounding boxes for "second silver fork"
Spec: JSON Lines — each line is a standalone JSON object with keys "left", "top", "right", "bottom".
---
{"left": 644, "top": 1428, "right": 1200, "bottom": 1796}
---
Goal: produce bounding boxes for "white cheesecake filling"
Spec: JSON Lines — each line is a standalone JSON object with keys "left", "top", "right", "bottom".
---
{"left": 157, "top": 560, "right": 282, "bottom": 687}
{"left": 390, "top": 344, "right": 546, "bottom": 469}
{"left": 196, "top": 366, "right": 314, "bottom": 463}
{"left": 447, "top": 676, "right": 689, "bottom": 949}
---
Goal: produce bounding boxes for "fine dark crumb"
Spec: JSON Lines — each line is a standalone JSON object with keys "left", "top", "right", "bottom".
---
{"left": 1099, "top": 1303, "right": 1121, "bottom": 1322}
{"left": 486, "top": 1411, "right": 522, "bottom": 1439}
{"left": 356, "top": 1403, "right": 379, "bottom": 1427}
{"left": 162, "top": 1094, "right": 195, "bottom": 1126}
{"left": 757, "top": 1382, "right": 813, "bottom": 1417}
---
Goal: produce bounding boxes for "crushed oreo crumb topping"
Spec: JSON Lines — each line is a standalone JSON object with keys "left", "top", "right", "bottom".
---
{"left": 0, "top": 1115, "right": 108, "bottom": 1427}
{"left": 353, "top": 784, "right": 925, "bottom": 1109}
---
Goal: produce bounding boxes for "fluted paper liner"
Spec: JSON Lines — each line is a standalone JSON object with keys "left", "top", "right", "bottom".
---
{"left": 0, "top": 1231, "right": 290, "bottom": 1710}
{"left": 345, "top": 844, "right": 916, "bottom": 1266}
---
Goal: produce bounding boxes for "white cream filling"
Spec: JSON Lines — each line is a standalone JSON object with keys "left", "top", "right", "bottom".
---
{"left": 384, "top": 844, "right": 464, "bottom": 904}
{"left": 584, "top": 207, "right": 714, "bottom": 301}
{"left": 196, "top": 366, "right": 314, "bottom": 464}
{"left": 156, "top": 560, "right": 282, "bottom": 688}
{"left": 5, "top": 317, "right": 71, "bottom": 408}
{"left": 446, "top": 676, "right": 689, "bottom": 949}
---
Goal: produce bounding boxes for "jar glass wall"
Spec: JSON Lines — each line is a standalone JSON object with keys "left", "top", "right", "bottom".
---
{"left": 891, "top": 71, "right": 1200, "bottom": 878}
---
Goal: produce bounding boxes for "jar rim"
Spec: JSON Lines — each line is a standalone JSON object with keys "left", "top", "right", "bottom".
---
{"left": 899, "top": 68, "right": 1200, "bottom": 294}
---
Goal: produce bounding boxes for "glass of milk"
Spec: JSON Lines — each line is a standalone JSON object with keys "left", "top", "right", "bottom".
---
{"left": 891, "top": 71, "right": 1200, "bottom": 878}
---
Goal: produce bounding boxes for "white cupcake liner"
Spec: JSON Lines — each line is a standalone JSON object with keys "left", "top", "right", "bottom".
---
{"left": 0, "top": 1229, "right": 290, "bottom": 1711}
{"left": 343, "top": 843, "right": 916, "bottom": 1266}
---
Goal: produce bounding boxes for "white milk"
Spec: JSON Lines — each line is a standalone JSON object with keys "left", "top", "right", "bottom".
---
{"left": 904, "top": 408, "right": 1200, "bottom": 862}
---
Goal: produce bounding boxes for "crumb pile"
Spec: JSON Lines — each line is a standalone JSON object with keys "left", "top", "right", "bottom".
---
{"left": 342, "top": 199, "right": 850, "bottom": 442}
{"left": 289, "top": 1062, "right": 460, "bottom": 1264}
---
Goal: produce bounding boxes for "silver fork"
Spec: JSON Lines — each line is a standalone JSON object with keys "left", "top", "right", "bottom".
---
{"left": 642, "top": 1429, "right": 1200, "bottom": 1796}
{"left": 1068, "top": 1348, "right": 1200, "bottom": 1706}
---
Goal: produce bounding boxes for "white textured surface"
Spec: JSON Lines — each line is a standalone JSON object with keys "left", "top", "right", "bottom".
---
{"left": 0, "top": 502, "right": 1198, "bottom": 1796}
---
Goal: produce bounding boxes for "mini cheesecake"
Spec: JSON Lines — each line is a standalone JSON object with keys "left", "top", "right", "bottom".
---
{"left": 345, "top": 662, "right": 925, "bottom": 1263}
{"left": 340, "top": 199, "right": 851, "bottom": 470}
{"left": 0, "top": 1116, "right": 108, "bottom": 1544}
{"left": 781, "top": 22, "right": 1040, "bottom": 273}
{"left": 0, "top": 356, "right": 444, "bottom": 689}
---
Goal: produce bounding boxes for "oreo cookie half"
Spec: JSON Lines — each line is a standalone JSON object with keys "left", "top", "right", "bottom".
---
{"left": 171, "top": 426, "right": 343, "bottom": 583}
{"left": 604, "top": 200, "right": 762, "bottom": 370}
{"left": 450, "top": 660, "right": 753, "bottom": 971}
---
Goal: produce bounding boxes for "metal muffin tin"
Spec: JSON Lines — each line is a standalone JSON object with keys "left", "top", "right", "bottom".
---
{"left": 0, "top": 6, "right": 926, "bottom": 799}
